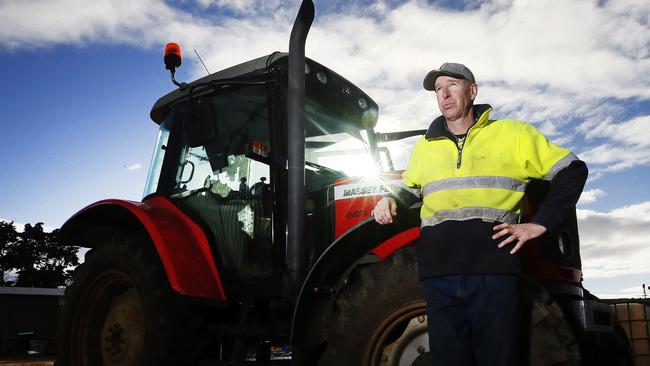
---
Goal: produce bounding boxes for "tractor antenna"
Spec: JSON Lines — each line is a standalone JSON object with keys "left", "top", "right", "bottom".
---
{"left": 194, "top": 49, "right": 210, "bottom": 75}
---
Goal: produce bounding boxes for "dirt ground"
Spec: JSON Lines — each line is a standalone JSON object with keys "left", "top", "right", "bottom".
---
{"left": 0, "top": 357, "right": 55, "bottom": 366}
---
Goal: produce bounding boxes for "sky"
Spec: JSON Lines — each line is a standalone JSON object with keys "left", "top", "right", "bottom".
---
{"left": 1, "top": 0, "right": 649, "bottom": 298}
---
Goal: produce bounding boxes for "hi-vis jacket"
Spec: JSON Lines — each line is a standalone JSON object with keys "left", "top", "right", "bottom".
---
{"left": 402, "top": 104, "right": 578, "bottom": 228}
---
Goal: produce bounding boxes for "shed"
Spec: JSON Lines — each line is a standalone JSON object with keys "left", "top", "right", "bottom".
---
{"left": 0, "top": 286, "right": 64, "bottom": 356}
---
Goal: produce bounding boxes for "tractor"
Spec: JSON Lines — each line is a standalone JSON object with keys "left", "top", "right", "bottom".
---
{"left": 56, "top": 1, "right": 632, "bottom": 365}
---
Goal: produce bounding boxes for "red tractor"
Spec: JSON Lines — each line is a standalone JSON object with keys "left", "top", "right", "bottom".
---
{"left": 57, "top": 1, "right": 632, "bottom": 365}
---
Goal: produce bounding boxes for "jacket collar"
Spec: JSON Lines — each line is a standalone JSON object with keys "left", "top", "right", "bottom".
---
{"left": 425, "top": 104, "right": 493, "bottom": 140}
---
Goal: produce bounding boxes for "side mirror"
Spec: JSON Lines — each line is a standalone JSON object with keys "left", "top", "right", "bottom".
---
{"left": 183, "top": 98, "right": 216, "bottom": 148}
{"left": 180, "top": 98, "right": 229, "bottom": 172}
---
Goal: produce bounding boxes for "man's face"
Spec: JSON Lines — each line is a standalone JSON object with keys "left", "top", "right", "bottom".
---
{"left": 434, "top": 76, "right": 477, "bottom": 121}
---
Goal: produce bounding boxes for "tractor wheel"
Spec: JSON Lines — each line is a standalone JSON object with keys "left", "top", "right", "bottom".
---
{"left": 318, "top": 246, "right": 432, "bottom": 366}
{"left": 57, "top": 236, "right": 208, "bottom": 366}
{"left": 521, "top": 278, "right": 581, "bottom": 366}
{"left": 317, "top": 245, "right": 588, "bottom": 366}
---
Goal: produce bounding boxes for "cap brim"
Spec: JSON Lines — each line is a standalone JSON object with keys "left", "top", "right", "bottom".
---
{"left": 423, "top": 70, "right": 468, "bottom": 91}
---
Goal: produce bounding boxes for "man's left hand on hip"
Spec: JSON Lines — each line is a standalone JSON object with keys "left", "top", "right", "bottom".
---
{"left": 492, "top": 223, "right": 547, "bottom": 254}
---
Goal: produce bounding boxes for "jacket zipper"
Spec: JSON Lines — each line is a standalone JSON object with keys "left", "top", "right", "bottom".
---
{"left": 455, "top": 122, "right": 479, "bottom": 169}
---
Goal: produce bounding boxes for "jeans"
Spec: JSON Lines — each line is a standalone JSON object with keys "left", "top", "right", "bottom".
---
{"left": 422, "top": 274, "right": 520, "bottom": 366}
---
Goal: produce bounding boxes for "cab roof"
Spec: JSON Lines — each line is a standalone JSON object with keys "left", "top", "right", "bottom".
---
{"left": 150, "top": 52, "right": 286, "bottom": 124}
{"left": 150, "top": 52, "right": 378, "bottom": 129}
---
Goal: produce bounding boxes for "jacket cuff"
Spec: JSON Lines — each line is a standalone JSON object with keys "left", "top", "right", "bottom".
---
{"left": 385, "top": 187, "right": 420, "bottom": 207}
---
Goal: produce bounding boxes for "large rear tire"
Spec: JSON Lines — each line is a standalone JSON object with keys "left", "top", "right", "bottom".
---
{"left": 318, "top": 246, "right": 431, "bottom": 366}
{"left": 57, "top": 236, "right": 208, "bottom": 366}
{"left": 317, "top": 246, "right": 586, "bottom": 366}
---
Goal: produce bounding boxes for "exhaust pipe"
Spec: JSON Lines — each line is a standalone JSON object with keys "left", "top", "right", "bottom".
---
{"left": 286, "top": 0, "right": 314, "bottom": 295}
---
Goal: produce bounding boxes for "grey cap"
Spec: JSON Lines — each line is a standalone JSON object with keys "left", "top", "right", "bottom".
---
{"left": 423, "top": 62, "right": 476, "bottom": 91}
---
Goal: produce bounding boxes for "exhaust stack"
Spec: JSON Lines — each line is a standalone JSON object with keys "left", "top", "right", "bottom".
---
{"left": 286, "top": 0, "right": 315, "bottom": 295}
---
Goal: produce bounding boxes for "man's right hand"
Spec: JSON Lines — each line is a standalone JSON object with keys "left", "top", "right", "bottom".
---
{"left": 373, "top": 197, "right": 398, "bottom": 224}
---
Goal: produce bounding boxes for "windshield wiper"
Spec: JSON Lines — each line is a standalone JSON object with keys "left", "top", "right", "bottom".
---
{"left": 375, "top": 129, "right": 427, "bottom": 142}
{"left": 305, "top": 161, "right": 344, "bottom": 176}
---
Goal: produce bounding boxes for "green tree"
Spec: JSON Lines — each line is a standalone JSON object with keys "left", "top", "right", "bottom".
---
{"left": 2, "top": 221, "right": 79, "bottom": 287}
{"left": 0, "top": 221, "right": 19, "bottom": 285}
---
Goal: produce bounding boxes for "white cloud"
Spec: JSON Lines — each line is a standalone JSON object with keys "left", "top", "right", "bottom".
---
{"left": 592, "top": 285, "right": 648, "bottom": 299}
{"left": 0, "top": 0, "right": 183, "bottom": 49}
{"left": 2, "top": 0, "right": 649, "bottom": 176}
{"left": 300, "top": 0, "right": 650, "bottom": 167}
{"left": 578, "top": 202, "right": 650, "bottom": 279}
{"left": 4, "top": 0, "right": 648, "bottom": 95}
{"left": 578, "top": 141, "right": 650, "bottom": 177}
{"left": 0, "top": 218, "right": 27, "bottom": 232}
{"left": 583, "top": 115, "right": 650, "bottom": 147}
{"left": 125, "top": 163, "right": 142, "bottom": 171}
{"left": 195, "top": 0, "right": 293, "bottom": 15}
{"left": 0, "top": 218, "right": 56, "bottom": 232}
{"left": 574, "top": 112, "right": 650, "bottom": 180}
{"left": 578, "top": 188, "right": 606, "bottom": 205}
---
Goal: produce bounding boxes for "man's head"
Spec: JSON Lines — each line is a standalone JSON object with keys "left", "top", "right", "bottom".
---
{"left": 423, "top": 63, "right": 478, "bottom": 123}
{"left": 423, "top": 63, "right": 475, "bottom": 91}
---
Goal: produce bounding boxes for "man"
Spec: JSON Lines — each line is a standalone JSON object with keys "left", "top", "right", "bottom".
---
{"left": 373, "top": 63, "right": 587, "bottom": 366}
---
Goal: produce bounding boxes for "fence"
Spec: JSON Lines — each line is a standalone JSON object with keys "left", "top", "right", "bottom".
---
{"left": 606, "top": 299, "right": 650, "bottom": 366}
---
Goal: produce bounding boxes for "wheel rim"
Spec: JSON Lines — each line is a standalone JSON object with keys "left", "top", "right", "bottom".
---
{"left": 71, "top": 271, "right": 145, "bottom": 366}
{"left": 101, "top": 286, "right": 145, "bottom": 365}
{"left": 364, "top": 300, "right": 430, "bottom": 366}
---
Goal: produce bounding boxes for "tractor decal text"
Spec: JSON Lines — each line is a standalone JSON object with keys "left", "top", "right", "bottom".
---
{"left": 334, "top": 179, "right": 403, "bottom": 200}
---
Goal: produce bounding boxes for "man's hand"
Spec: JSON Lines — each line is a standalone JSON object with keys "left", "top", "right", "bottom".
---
{"left": 373, "top": 197, "right": 398, "bottom": 224}
{"left": 492, "top": 223, "right": 547, "bottom": 254}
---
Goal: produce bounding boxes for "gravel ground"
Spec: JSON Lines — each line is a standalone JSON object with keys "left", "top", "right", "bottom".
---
{"left": 0, "top": 357, "right": 55, "bottom": 365}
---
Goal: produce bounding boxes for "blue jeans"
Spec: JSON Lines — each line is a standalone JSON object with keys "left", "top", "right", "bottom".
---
{"left": 422, "top": 275, "right": 520, "bottom": 366}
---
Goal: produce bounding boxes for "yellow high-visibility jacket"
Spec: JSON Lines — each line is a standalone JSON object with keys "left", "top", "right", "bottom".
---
{"left": 403, "top": 104, "right": 578, "bottom": 228}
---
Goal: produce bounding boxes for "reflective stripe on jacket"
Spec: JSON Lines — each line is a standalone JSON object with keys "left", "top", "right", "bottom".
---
{"left": 402, "top": 104, "right": 578, "bottom": 228}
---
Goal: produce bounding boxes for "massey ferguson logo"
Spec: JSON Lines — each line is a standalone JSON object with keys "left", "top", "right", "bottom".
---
{"left": 334, "top": 179, "right": 403, "bottom": 200}
{"left": 342, "top": 185, "right": 389, "bottom": 197}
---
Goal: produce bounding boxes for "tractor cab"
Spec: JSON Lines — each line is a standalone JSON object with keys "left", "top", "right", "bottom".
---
{"left": 144, "top": 52, "right": 381, "bottom": 288}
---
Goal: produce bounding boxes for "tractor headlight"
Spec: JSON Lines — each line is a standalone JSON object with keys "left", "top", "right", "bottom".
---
{"left": 316, "top": 71, "right": 328, "bottom": 84}
{"left": 358, "top": 97, "right": 368, "bottom": 109}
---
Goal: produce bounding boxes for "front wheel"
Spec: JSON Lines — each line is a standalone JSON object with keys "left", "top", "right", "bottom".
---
{"left": 57, "top": 236, "right": 208, "bottom": 366}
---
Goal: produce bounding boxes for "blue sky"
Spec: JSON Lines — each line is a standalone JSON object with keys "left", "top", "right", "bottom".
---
{"left": 1, "top": 0, "right": 649, "bottom": 298}
{"left": 1, "top": 44, "right": 164, "bottom": 227}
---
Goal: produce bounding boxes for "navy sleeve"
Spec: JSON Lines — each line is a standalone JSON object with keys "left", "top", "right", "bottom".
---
{"left": 531, "top": 160, "right": 588, "bottom": 234}
{"left": 386, "top": 188, "right": 420, "bottom": 208}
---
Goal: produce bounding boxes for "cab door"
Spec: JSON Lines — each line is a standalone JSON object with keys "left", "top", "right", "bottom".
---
{"left": 163, "top": 84, "right": 278, "bottom": 284}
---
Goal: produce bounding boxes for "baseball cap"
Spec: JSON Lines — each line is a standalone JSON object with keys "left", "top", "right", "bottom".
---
{"left": 423, "top": 63, "right": 476, "bottom": 91}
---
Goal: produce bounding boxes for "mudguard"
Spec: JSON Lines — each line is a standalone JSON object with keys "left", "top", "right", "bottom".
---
{"left": 61, "top": 195, "right": 226, "bottom": 301}
{"left": 291, "top": 205, "right": 420, "bottom": 346}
